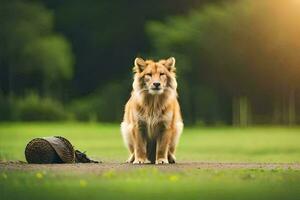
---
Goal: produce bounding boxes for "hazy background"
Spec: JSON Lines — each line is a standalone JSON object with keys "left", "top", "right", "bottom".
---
{"left": 1, "top": 0, "right": 300, "bottom": 126}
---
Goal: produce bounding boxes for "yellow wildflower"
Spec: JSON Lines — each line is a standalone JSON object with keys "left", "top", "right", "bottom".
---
{"left": 36, "top": 172, "right": 43, "bottom": 179}
{"left": 169, "top": 175, "right": 179, "bottom": 182}
{"left": 79, "top": 180, "right": 87, "bottom": 187}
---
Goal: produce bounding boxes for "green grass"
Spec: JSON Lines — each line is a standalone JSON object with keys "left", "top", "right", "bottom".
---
{"left": 1, "top": 123, "right": 300, "bottom": 200}
{"left": 1, "top": 123, "right": 300, "bottom": 162}
{"left": 1, "top": 168, "right": 300, "bottom": 200}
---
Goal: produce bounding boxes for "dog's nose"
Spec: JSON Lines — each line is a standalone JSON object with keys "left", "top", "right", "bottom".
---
{"left": 153, "top": 82, "right": 161, "bottom": 88}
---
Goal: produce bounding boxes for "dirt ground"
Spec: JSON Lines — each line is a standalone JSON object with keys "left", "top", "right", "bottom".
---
{"left": 1, "top": 161, "right": 299, "bottom": 173}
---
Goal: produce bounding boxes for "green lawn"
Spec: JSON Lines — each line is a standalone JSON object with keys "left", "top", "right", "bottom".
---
{"left": 1, "top": 168, "right": 300, "bottom": 200}
{"left": 0, "top": 123, "right": 300, "bottom": 162}
{"left": 1, "top": 123, "right": 300, "bottom": 200}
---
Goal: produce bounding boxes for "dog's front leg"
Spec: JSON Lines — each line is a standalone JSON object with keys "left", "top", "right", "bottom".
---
{"left": 156, "top": 127, "right": 171, "bottom": 164}
{"left": 133, "top": 122, "right": 148, "bottom": 164}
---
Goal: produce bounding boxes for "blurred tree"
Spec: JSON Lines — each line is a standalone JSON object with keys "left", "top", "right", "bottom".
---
{"left": 40, "top": 0, "right": 225, "bottom": 97}
{"left": 3, "top": 0, "right": 299, "bottom": 125}
{"left": 23, "top": 35, "right": 73, "bottom": 96}
{"left": 0, "top": 0, "right": 74, "bottom": 97}
{"left": 147, "top": 0, "right": 300, "bottom": 125}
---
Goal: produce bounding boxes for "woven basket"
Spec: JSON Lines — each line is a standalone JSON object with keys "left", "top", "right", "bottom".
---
{"left": 25, "top": 136, "right": 75, "bottom": 164}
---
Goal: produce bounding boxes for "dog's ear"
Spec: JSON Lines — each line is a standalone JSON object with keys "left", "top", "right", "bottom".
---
{"left": 164, "top": 57, "right": 176, "bottom": 73}
{"left": 133, "top": 57, "right": 146, "bottom": 73}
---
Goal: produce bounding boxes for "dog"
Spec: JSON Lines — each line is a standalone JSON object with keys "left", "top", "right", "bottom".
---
{"left": 121, "top": 57, "right": 183, "bottom": 164}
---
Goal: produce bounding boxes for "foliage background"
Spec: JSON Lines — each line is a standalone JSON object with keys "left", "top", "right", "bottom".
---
{"left": 1, "top": 0, "right": 300, "bottom": 126}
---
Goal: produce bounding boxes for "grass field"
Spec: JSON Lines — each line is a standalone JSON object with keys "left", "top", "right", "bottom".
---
{"left": 1, "top": 123, "right": 300, "bottom": 200}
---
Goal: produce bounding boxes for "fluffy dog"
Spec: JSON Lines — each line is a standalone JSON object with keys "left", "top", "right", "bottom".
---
{"left": 121, "top": 57, "right": 183, "bottom": 164}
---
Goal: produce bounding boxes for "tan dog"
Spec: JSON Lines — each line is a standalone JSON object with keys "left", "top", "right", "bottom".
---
{"left": 121, "top": 57, "right": 183, "bottom": 164}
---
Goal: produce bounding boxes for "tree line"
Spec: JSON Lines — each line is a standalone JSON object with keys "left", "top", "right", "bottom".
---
{"left": 0, "top": 0, "right": 299, "bottom": 125}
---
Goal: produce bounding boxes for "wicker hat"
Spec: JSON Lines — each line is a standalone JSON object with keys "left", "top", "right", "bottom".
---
{"left": 25, "top": 136, "right": 75, "bottom": 164}
{"left": 25, "top": 136, "right": 100, "bottom": 164}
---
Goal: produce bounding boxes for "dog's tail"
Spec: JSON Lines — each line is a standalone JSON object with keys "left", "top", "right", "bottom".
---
{"left": 147, "top": 140, "right": 156, "bottom": 164}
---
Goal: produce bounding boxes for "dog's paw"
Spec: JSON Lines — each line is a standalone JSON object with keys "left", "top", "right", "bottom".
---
{"left": 126, "top": 154, "right": 135, "bottom": 163}
{"left": 155, "top": 158, "right": 169, "bottom": 164}
{"left": 133, "top": 158, "right": 147, "bottom": 164}
{"left": 168, "top": 154, "right": 176, "bottom": 164}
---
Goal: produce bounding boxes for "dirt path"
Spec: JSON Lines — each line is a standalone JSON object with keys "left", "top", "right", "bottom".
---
{"left": 1, "top": 161, "right": 299, "bottom": 173}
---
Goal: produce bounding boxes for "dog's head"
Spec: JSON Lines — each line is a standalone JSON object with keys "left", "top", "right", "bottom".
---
{"left": 132, "top": 57, "right": 177, "bottom": 95}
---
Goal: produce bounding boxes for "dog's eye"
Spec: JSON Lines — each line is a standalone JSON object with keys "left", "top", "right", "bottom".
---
{"left": 145, "top": 73, "right": 152, "bottom": 77}
{"left": 160, "top": 73, "right": 165, "bottom": 76}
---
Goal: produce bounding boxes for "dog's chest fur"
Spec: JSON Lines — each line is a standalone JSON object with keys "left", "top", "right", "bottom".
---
{"left": 135, "top": 96, "right": 172, "bottom": 139}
